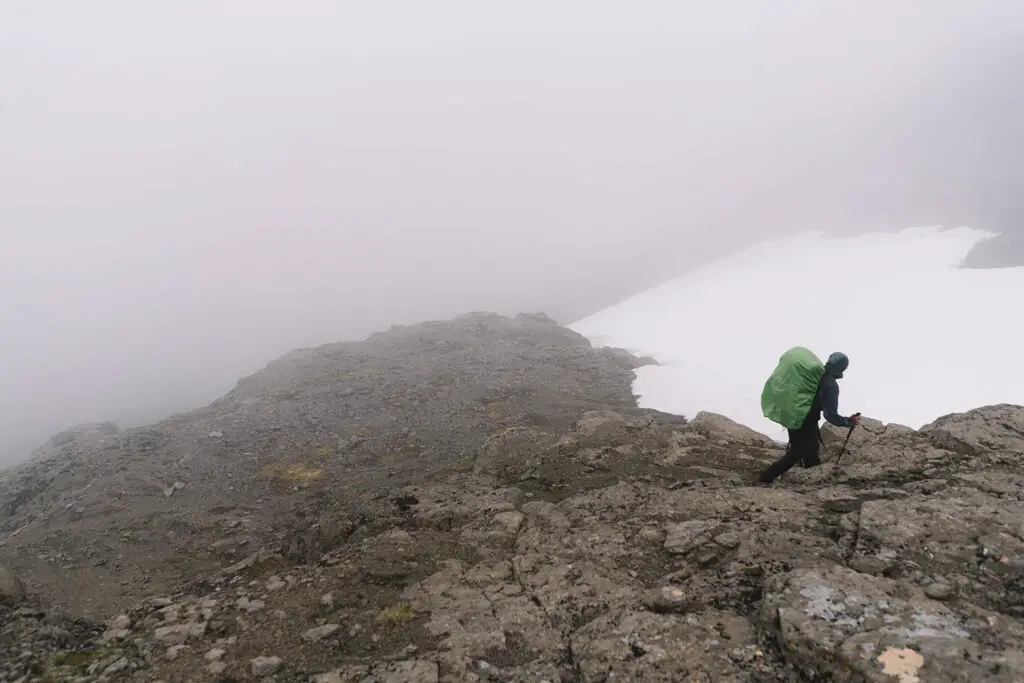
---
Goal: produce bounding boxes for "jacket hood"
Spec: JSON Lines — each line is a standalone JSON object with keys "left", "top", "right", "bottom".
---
{"left": 825, "top": 352, "right": 849, "bottom": 379}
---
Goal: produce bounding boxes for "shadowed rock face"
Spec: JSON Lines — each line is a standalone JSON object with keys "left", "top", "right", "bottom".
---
{"left": 0, "top": 312, "right": 1022, "bottom": 681}
{"left": 0, "top": 566, "right": 25, "bottom": 606}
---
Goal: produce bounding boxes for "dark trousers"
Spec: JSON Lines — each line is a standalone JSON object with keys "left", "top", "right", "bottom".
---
{"left": 759, "top": 411, "right": 821, "bottom": 483}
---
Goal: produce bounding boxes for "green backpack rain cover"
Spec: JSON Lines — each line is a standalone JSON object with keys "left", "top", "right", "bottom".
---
{"left": 761, "top": 346, "right": 825, "bottom": 430}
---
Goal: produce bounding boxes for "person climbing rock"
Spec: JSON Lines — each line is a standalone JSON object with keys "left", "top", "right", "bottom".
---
{"left": 758, "top": 349, "right": 860, "bottom": 484}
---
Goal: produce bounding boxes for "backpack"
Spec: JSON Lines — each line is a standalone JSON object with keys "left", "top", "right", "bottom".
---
{"left": 761, "top": 346, "right": 825, "bottom": 430}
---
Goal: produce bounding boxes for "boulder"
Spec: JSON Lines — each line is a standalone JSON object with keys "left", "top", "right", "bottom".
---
{"left": 921, "top": 404, "right": 1024, "bottom": 455}
{"left": 686, "top": 411, "right": 778, "bottom": 447}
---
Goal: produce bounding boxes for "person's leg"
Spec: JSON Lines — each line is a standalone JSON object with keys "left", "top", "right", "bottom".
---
{"left": 801, "top": 434, "right": 822, "bottom": 468}
{"left": 796, "top": 415, "right": 822, "bottom": 469}
{"left": 758, "top": 430, "right": 803, "bottom": 483}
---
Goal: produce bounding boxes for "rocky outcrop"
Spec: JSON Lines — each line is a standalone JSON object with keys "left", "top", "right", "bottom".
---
{"left": 761, "top": 564, "right": 1024, "bottom": 681}
{"left": 0, "top": 313, "right": 1022, "bottom": 681}
{"left": 922, "top": 403, "right": 1024, "bottom": 456}
{"left": 0, "top": 313, "right": 651, "bottom": 617}
{"left": 3, "top": 404, "right": 1021, "bottom": 681}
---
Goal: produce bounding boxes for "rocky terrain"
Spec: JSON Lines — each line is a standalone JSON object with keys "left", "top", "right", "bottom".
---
{"left": 1, "top": 311, "right": 1023, "bottom": 682}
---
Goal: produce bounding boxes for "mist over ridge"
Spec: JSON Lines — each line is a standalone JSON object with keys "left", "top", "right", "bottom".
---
{"left": 2, "top": 1, "right": 1023, "bottom": 464}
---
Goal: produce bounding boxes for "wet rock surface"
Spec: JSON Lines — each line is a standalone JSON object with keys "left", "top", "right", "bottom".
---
{"left": 0, "top": 312, "right": 1022, "bottom": 681}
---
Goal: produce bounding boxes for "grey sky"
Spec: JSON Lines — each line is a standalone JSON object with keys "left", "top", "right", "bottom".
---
{"left": 2, "top": 1, "right": 1023, "bottom": 463}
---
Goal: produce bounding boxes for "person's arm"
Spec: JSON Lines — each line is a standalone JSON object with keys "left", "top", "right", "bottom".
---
{"left": 820, "top": 379, "right": 854, "bottom": 428}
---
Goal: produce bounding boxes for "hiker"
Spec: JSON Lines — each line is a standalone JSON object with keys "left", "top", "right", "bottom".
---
{"left": 758, "top": 351, "right": 860, "bottom": 484}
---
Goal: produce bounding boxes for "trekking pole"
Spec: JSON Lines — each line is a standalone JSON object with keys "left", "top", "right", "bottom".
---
{"left": 830, "top": 413, "right": 861, "bottom": 474}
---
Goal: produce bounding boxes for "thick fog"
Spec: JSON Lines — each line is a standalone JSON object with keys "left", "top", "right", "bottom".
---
{"left": 2, "top": 1, "right": 1023, "bottom": 464}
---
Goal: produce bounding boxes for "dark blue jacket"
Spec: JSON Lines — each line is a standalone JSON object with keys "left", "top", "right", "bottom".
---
{"left": 814, "top": 352, "right": 854, "bottom": 428}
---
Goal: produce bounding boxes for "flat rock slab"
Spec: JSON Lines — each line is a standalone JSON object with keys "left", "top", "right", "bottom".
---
{"left": 315, "top": 660, "right": 439, "bottom": 683}
{"left": 664, "top": 520, "right": 722, "bottom": 555}
{"left": 571, "top": 609, "right": 766, "bottom": 682}
{"left": 851, "top": 490, "right": 1024, "bottom": 610}
{"left": 761, "top": 563, "right": 1024, "bottom": 681}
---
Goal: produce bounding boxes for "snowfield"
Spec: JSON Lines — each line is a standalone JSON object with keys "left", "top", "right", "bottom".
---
{"left": 570, "top": 226, "right": 1024, "bottom": 442}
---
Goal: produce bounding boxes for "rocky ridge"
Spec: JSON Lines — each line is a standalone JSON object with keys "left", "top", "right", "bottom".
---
{"left": 1, "top": 312, "right": 1023, "bottom": 681}
{"left": 0, "top": 312, "right": 644, "bottom": 617}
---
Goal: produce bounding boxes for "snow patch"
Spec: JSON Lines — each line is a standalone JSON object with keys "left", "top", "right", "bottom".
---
{"left": 571, "top": 226, "right": 1023, "bottom": 440}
